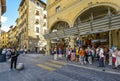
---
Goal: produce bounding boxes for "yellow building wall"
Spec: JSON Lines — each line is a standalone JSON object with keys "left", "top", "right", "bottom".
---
{"left": 47, "top": 0, "right": 120, "bottom": 31}
{"left": 1, "top": 32, "right": 8, "bottom": 48}
{"left": 46, "top": 0, "right": 120, "bottom": 50}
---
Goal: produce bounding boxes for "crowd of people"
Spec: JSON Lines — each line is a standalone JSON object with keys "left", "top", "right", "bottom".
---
{"left": 51, "top": 45, "right": 120, "bottom": 69}
{"left": 1, "top": 45, "right": 120, "bottom": 70}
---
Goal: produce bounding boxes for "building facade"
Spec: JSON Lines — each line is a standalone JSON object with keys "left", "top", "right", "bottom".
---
{"left": 1, "top": 31, "right": 8, "bottom": 48}
{"left": 7, "top": 25, "right": 19, "bottom": 48}
{"left": 17, "top": 0, "right": 47, "bottom": 52}
{"left": 0, "top": 0, "right": 6, "bottom": 48}
{"left": 46, "top": 0, "right": 120, "bottom": 54}
{"left": 0, "top": 0, "right": 6, "bottom": 25}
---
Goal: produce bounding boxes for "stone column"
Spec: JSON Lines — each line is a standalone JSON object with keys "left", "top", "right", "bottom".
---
{"left": 118, "top": 30, "right": 120, "bottom": 48}
{"left": 69, "top": 36, "right": 75, "bottom": 49}
{"left": 46, "top": 39, "right": 51, "bottom": 55}
{"left": 109, "top": 31, "right": 112, "bottom": 48}
{"left": 111, "top": 30, "right": 118, "bottom": 47}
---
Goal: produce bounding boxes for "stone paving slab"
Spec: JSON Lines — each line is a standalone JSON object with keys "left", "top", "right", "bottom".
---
{"left": 0, "top": 63, "right": 76, "bottom": 81}
{"left": 0, "top": 62, "right": 10, "bottom": 72}
{"left": 58, "top": 57, "right": 120, "bottom": 74}
{"left": 56, "top": 65, "right": 120, "bottom": 81}
{"left": 20, "top": 54, "right": 120, "bottom": 74}
{"left": 23, "top": 54, "right": 120, "bottom": 74}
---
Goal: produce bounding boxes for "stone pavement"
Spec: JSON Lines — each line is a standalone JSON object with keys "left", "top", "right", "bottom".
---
{"left": 0, "top": 54, "right": 120, "bottom": 74}
{"left": 0, "top": 54, "right": 120, "bottom": 81}
{"left": 25, "top": 54, "right": 120, "bottom": 74}
{"left": 56, "top": 56, "right": 120, "bottom": 75}
{"left": 0, "top": 62, "right": 10, "bottom": 72}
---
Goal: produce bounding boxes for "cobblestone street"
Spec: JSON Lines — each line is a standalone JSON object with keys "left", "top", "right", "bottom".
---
{"left": 0, "top": 54, "right": 120, "bottom": 81}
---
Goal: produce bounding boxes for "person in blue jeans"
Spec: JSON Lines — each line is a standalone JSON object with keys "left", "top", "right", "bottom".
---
{"left": 58, "top": 48, "right": 62, "bottom": 59}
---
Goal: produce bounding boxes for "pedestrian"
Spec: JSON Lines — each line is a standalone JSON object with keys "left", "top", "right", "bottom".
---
{"left": 58, "top": 48, "right": 62, "bottom": 59}
{"left": 99, "top": 47, "right": 105, "bottom": 67}
{"left": 79, "top": 47, "right": 85, "bottom": 64}
{"left": 87, "top": 47, "right": 92, "bottom": 64}
{"left": 66, "top": 48, "right": 71, "bottom": 62}
{"left": 116, "top": 50, "right": 120, "bottom": 68}
{"left": 10, "top": 48, "right": 19, "bottom": 70}
{"left": 109, "top": 48, "right": 113, "bottom": 65}
{"left": 51, "top": 47, "right": 54, "bottom": 55}
{"left": 24, "top": 48, "right": 27, "bottom": 54}
{"left": 91, "top": 48, "right": 95, "bottom": 62}
{"left": 76, "top": 47, "right": 79, "bottom": 62}
{"left": 71, "top": 50, "right": 75, "bottom": 61}
{"left": 96, "top": 47, "right": 100, "bottom": 61}
{"left": 1, "top": 48, "right": 7, "bottom": 55}
{"left": 1, "top": 48, "right": 7, "bottom": 61}
{"left": 113, "top": 47, "right": 120, "bottom": 69}
{"left": 54, "top": 47, "right": 57, "bottom": 60}
{"left": 6, "top": 49, "right": 11, "bottom": 60}
{"left": 20, "top": 48, "right": 24, "bottom": 54}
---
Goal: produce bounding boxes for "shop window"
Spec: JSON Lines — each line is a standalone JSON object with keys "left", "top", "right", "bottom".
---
{"left": 56, "top": 6, "right": 60, "bottom": 12}
{"left": 36, "top": 27, "right": 39, "bottom": 33}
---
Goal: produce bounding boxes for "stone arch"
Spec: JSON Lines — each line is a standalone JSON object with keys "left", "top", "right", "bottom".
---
{"left": 49, "top": 19, "right": 71, "bottom": 33}
{"left": 72, "top": 2, "right": 119, "bottom": 26}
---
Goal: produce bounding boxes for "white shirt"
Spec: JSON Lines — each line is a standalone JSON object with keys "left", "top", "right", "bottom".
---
{"left": 99, "top": 48, "right": 104, "bottom": 57}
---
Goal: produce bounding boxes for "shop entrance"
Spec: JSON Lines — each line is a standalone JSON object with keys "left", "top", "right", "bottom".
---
{"left": 80, "top": 32, "right": 109, "bottom": 48}
{"left": 50, "top": 21, "right": 70, "bottom": 54}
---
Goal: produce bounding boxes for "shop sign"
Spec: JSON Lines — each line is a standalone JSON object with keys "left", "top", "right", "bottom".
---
{"left": 51, "top": 39, "right": 58, "bottom": 43}
{"left": 91, "top": 40, "right": 99, "bottom": 43}
{"left": 100, "top": 39, "right": 108, "bottom": 42}
{"left": 92, "top": 39, "right": 108, "bottom": 43}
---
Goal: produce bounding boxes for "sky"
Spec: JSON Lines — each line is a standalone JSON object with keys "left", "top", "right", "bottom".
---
{"left": 1, "top": 0, "right": 46, "bottom": 32}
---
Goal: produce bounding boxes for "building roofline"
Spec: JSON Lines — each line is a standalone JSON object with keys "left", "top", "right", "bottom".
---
{"left": 18, "top": 0, "right": 25, "bottom": 11}
{"left": 18, "top": 0, "right": 46, "bottom": 11}
{"left": 19, "top": 0, "right": 46, "bottom": 6}
{"left": 38, "top": 0, "right": 46, "bottom": 6}
{"left": 19, "top": 0, "right": 25, "bottom": 7}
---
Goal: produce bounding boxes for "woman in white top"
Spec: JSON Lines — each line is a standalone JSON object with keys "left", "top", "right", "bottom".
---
{"left": 113, "top": 47, "right": 120, "bottom": 69}
{"left": 99, "top": 48, "right": 104, "bottom": 67}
